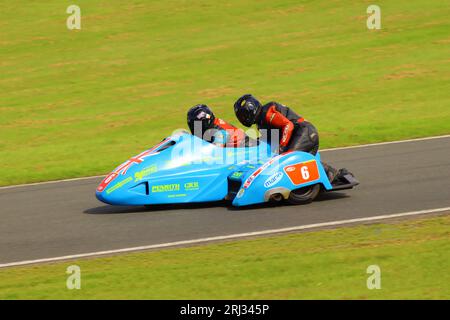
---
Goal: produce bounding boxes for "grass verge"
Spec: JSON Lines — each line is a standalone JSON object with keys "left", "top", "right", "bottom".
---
{"left": 0, "top": 214, "right": 449, "bottom": 299}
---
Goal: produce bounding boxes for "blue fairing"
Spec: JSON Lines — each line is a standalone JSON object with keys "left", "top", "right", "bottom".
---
{"left": 232, "top": 151, "right": 332, "bottom": 206}
{"left": 96, "top": 131, "right": 332, "bottom": 207}
{"left": 96, "top": 131, "right": 272, "bottom": 205}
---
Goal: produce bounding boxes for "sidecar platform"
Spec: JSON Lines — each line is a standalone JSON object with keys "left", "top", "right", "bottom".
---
{"left": 329, "top": 172, "right": 360, "bottom": 191}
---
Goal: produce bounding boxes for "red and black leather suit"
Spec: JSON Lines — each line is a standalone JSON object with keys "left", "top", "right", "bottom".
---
{"left": 187, "top": 104, "right": 248, "bottom": 148}
{"left": 209, "top": 118, "right": 247, "bottom": 147}
{"left": 256, "top": 102, "right": 319, "bottom": 154}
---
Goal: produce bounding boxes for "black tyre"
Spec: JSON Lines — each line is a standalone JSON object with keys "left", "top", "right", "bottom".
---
{"left": 288, "top": 184, "right": 321, "bottom": 205}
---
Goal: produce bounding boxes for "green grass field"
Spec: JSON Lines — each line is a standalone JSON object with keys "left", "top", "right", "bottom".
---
{"left": 1, "top": 0, "right": 449, "bottom": 186}
{"left": 0, "top": 215, "right": 448, "bottom": 299}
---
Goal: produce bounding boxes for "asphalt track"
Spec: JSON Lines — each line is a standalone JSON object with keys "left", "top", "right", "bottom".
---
{"left": 1, "top": 136, "right": 449, "bottom": 266}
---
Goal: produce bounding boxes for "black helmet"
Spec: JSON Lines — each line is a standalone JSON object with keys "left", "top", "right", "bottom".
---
{"left": 234, "top": 94, "right": 261, "bottom": 127}
{"left": 187, "top": 104, "right": 215, "bottom": 137}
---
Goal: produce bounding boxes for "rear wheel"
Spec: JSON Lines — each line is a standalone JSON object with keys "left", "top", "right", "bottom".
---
{"left": 288, "top": 184, "right": 321, "bottom": 205}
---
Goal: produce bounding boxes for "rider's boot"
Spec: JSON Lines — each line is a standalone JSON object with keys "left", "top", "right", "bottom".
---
{"left": 337, "top": 168, "right": 352, "bottom": 177}
{"left": 321, "top": 162, "right": 338, "bottom": 184}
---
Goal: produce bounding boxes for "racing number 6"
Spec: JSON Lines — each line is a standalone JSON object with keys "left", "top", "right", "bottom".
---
{"left": 284, "top": 160, "right": 319, "bottom": 185}
{"left": 301, "top": 166, "right": 310, "bottom": 180}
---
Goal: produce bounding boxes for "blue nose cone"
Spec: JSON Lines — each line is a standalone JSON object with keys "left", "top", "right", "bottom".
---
{"left": 95, "top": 190, "right": 109, "bottom": 204}
{"left": 95, "top": 176, "right": 133, "bottom": 205}
{"left": 96, "top": 175, "right": 149, "bottom": 205}
{"left": 95, "top": 188, "right": 129, "bottom": 205}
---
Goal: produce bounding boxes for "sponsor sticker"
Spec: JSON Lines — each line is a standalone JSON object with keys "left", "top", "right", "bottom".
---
{"left": 134, "top": 165, "right": 158, "bottom": 182}
{"left": 243, "top": 152, "right": 292, "bottom": 189}
{"left": 236, "top": 188, "right": 245, "bottom": 198}
{"left": 97, "top": 172, "right": 118, "bottom": 192}
{"left": 231, "top": 171, "right": 244, "bottom": 179}
{"left": 264, "top": 172, "right": 283, "bottom": 188}
{"left": 184, "top": 182, "right": 200, "bottom": 191}
{"left": 151, "top": 184, "right": 180, "bottom": 193}
{"left": 168, "top": 194, "right": 187, "bottom": 198}
{"left": 105, "top": 177, "right": 133, "bottom": 194}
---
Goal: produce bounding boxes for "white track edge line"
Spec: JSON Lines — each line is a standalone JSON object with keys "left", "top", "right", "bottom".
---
{"left": 0, "top": 175, "right": 106, "bottom": 190}
{"left": 1, "top": 206, "right": 449, "bottom": 269}
{"left": 321, "top": 134, "right": 450, "bottom": 152}
{"left": 1, "top": 134, "right": 449, "bottom": 190}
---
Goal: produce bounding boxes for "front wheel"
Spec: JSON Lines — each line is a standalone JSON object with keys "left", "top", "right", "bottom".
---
{"left": 288, "top": 184, "right": 321, "bottom": 205}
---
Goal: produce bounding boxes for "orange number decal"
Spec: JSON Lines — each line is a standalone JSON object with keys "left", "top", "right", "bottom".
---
{"left": 284, "top": 160, "right": 319, "bottom": 185}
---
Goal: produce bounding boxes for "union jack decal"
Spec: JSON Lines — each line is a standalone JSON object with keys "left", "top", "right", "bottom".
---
{"left": 114, "top": 138, "right": 171, "bottom": 175}
{"left": 97, "top": 138, "right": 171, "bottom": 192}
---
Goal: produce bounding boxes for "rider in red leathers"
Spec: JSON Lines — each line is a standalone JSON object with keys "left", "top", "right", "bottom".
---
{"left": 233, "top": 94, "right": 342, "bottom": 182}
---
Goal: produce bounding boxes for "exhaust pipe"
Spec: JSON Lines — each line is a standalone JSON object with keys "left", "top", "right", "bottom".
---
{"left": 270, "top": 193, "right": 283, "bottom": 202}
